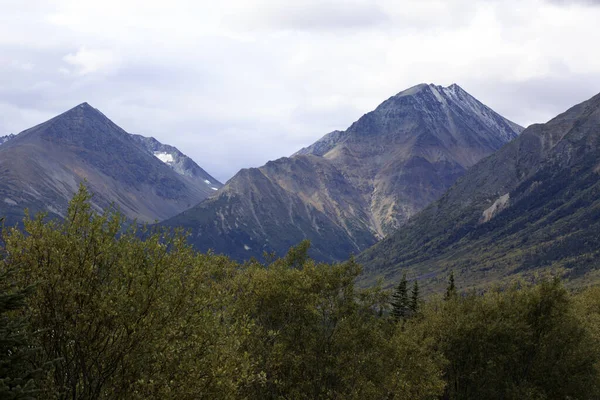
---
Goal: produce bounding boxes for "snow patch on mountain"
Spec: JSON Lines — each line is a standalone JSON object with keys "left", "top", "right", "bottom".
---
{"left": 154, "top": 151, "right": 174, "bottom": 164}
{"left": 130, "top": 134, "right": 223, "bottom": 194}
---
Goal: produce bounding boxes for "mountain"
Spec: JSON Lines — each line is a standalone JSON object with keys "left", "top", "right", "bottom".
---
{"left": 0, "top": 134, "right": 15, "bottom": 145}
{"left": 0, "top": 103, "right": 221, "bottom": 225}
{"left": 130, "top": 134, "right": 222, "bottom": 193}
{"left": 358, "top": 91, "right": 600, "bottom": 291}
{"left": 163, "top": 84, "right": 523, "bottom": 262}
{"left": 2, "top": 127, "right": 221, "bottom": 194}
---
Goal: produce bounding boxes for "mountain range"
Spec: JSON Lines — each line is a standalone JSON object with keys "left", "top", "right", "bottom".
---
{"left": 162, "top": 83, "right": 523, "bottom": 262}
{"left": 358, "top": 90, "right": 600, "bottom": 291}
{"left": 4, "top": 83, "right": 600, "bottom": 292}
{"left": 0, "top": 103, "right": 221, "bottom": 226}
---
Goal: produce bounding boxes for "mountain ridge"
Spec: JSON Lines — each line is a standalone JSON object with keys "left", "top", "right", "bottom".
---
{"left": 163, "top": 83, "right": 523, "bottom": 262}
{"left": 357, "top": 90, "right": 600, "bottom": 291}
{"left": 130, "top": 133, "right": 222, "bottom": 193}
{"left": 0, "top": 103, "right": 220, "bottom": 225}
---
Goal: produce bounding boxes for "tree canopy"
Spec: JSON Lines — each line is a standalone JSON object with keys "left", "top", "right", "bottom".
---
{"left": 1, "top": 184, "right": 600, "bottom": 399}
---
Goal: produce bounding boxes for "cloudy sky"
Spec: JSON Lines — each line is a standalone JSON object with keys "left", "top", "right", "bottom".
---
{"left": 1, "top": 0, "right": 599, "bottom": 182}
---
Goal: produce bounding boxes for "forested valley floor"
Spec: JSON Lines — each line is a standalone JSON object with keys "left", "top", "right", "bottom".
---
{"left": 2, "top": 186, "right": 600, "bottom": 399}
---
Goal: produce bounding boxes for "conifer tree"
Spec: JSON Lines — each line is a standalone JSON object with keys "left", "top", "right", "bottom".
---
{"left": 391, "top": 274, "right": 409, "bottom": 320}
{"left": 0, "top": 266, "right": 40, "bottom": 399}
{"left": 444, "top": 271, "right": 457, "bottom": 300}
{"left": 410, "top": 280, "right": 420, "bottom": 315}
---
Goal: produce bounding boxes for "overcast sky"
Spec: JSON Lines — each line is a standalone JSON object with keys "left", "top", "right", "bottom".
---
{"left": 1, "top": 0, "right": 599, "bottom": 182}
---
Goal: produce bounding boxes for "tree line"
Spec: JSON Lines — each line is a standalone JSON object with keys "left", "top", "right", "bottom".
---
{"left": 2, "top": 185, "right": 600, "bottom": 399}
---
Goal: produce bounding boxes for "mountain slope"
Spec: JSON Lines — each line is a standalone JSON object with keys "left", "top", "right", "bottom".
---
{"left": 296, "top": 83, "right": 524, "bottom": 235}
{"left": 0, "top": 134, "right": 15, "bottom": 145}
{"left": 0, "top": 103, "right": 219, "bottom": 225}
{"left": 130, "top": 134, "right": 222, "bottom": 194}
{"left": 164, "top": 84, "right": 522, "bottom": 262}
{"left": 167, "top": 161, "right": 375, "bottom": 261}
{"left": 358, "top": 91, "right": 600, "bottom": 291}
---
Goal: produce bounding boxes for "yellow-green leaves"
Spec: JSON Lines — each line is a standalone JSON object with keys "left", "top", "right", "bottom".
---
{"left": 5, "top": 184, "right": 598, "bottom": 399}
{"left": 3, "top": 184, "right": 242, "bottom": 399}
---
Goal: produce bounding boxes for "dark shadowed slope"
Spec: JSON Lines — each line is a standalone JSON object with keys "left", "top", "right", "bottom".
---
{"left": 358, "top": 90, "right": 600, "bottom": 291}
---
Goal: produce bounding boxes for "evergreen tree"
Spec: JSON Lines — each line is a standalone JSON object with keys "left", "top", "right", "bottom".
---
{"left": 391, "top": 274, "right": 409, "bottom": 320}
{"left": 444, "top": 271, "right": 457, "bottom": 300}
{"left": 0, "top": 266, "right": 40, "bottom": 399}
{"left": 428, "top": 278, "right": 600, "bottom": 399}
{"left": 410, "top": 280, "right": 420, "bottom": 315}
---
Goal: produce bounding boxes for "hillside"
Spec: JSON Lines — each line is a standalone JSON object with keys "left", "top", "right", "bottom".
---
{"left": 358, "top": 91, "right": 600, "bottom": 291}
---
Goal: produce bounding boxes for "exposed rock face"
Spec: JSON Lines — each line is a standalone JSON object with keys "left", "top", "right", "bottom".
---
{"left": 164, "top": 84, "right": 522, "bottom": 262}
{"left": 294, "top": 130, "right": 344, "bottom": 157}
{"left": 0, "top": 103, "right": 220, "bottom": 225}
{"left": 480, "top": 193, "right": 510, "bottom": 223}
{"left": 0, "top": 134, "right": 15, "bottom": 145}
{"left": 358, "top": 90, "right": 600, "bottom": 290}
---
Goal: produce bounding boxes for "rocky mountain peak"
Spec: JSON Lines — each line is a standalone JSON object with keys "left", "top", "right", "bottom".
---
{"left": 297, "top": 84, "right": 523, "bottom": 160}
{"left": 367, "top": 83, "right": 523, "bottom": 145}
{"left": 75, "top": 101, "right": 93, "bottom": 109}
{"left": 387, "top": 83, "right": 464, "bottom": 100}
{"left": 357, "top": 90, "right": 600, "bottom": 290}
{"left": 7, "top": 102, "right": 132, "bottom": 152}
{"left": 392, "top": 83, "right": 429, "bottom": 97}
{"left": 0, "top": 103, "right": 221, "bottom": 225}
{"left": 59, "top": 102, "right": 109, "bottom": 123}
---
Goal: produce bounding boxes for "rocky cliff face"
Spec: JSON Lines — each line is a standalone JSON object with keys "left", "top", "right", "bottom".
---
{"left": 164, "top": 84, "right": 522, "bottom": 262}
{"left": 0, "top": 103, "right": 220, "bottom": 225}
{"left": 358, "top": 90, "right": 600, "bottom": 291}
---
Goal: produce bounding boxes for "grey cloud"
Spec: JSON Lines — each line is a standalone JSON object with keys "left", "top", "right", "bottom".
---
{"left": 0, "top": 47, "right": 78, "bottom": 115}
{"left": 461, "top": 74, "right": 600, "bottom": 128}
